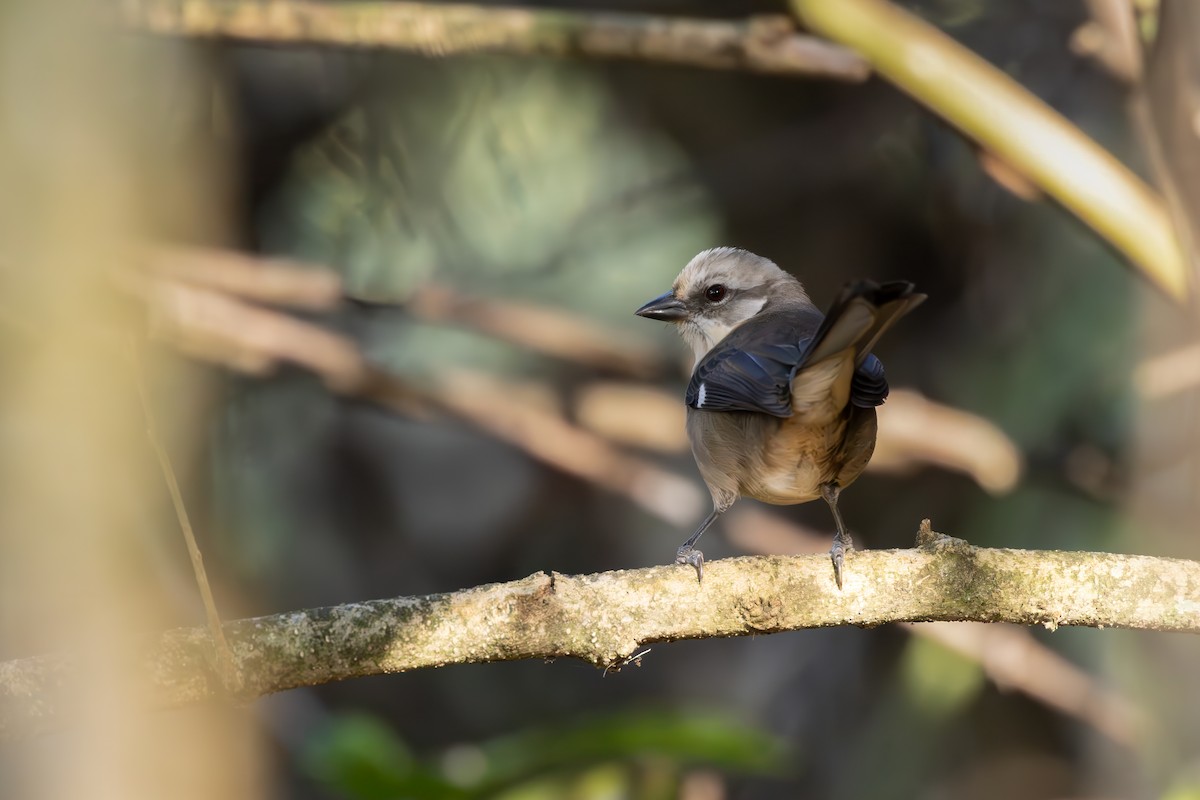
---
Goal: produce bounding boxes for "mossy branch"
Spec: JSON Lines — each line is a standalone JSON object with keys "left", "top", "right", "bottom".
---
{"left": 120, "top": 0, "right": 869, "bottom": 81}
{"left": 4, "top": 528, "right": 1200, "bottom": 742}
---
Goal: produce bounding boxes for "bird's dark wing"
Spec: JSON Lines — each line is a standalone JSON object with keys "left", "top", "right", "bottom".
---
{"left": 686, "top": 280, "right": 922, "bottom": 417}
{"left": 685, "top": 324, "right": 807, "bottom": 417}
{"left": 849, "top": 353, "right": 889, "bottom": 408}
{"left": 686, "top": 333, "right": 890, "bottom": 416}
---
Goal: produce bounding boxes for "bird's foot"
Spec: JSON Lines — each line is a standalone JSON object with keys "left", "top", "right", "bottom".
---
{"left": 830, "top": 535, "right": 854, "bottom": 590}
{"left": 676, "top": 544, "right": 705, "bottom": 582}
{"left": 915, "top": 518, "right": 968, "bottom": 551}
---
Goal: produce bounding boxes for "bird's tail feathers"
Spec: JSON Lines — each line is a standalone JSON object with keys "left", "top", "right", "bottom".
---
{"left": 801, "top": 280, "right": 925, "bottom": 368}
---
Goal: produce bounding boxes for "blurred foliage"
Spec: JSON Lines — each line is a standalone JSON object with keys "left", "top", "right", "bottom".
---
{"left": 303, "top": 708, "right": 789, "bottom": 800}
{"left": 900, "top": 636, "right": 985, "bottom": 720}
{"left": 1164, "top": 775, "right": 1200, "bottom": 800}
{"left": 258, "top": 59, "right": 716, "bottom": 323}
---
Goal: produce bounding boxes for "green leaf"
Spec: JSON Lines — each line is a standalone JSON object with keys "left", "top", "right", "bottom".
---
{"left": 900, "top": 636, "right": 985, "bottom": 720}
{"left": 303, "top": 713, "right": 465, "bottom": 800}
{"left": 457, "top": 708, "right": 791, "bottom": 794}
{"left": 305, "top": 708, "right": 787, "bottom": 800}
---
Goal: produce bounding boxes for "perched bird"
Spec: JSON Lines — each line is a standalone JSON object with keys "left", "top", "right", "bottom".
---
{"left": 635, "top": 247, "right": 924, "bottom": 588}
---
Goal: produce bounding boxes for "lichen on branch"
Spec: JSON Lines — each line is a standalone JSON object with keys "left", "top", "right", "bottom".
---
{"left": 3, "top": 530, "right": 1199, "bottom": 742}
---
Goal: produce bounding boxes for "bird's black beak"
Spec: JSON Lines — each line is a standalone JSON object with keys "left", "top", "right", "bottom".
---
{"left": 635, "top": 291, "right": 687, "bottom": 322}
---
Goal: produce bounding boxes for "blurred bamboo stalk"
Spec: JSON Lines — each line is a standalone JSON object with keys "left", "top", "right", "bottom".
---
{"left": 791, "top": 0, "right": 1191, "bottom": 302}
{"left": 121, "top": 0, "right": 869, "bottom": 81}
{"left": 0, "top": 0, "right": 264, "bottom": 793}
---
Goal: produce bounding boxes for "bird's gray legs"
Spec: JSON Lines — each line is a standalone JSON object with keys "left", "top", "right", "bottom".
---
{"left": 821, "top": 484, "right": 853, "bottom": 589}
{"left": 676, "top": 507, "right": 721, "bottom": 582}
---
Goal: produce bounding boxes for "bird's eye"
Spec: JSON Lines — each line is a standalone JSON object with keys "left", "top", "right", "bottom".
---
{"left": 705, "top": 284, "right": 727, "bottom": 302}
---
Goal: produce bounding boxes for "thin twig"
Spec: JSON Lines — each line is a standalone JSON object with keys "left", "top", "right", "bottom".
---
{"left": 129, "top": 343, "right": 242, "bottom": 692}
{"left": 120, "top": 0, "right": 870, "bottom": 81}
{"left": 2, "top": 531, "right": 1197, "bottom": 742}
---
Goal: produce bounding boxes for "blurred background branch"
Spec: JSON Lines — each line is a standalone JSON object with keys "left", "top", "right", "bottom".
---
{"left": 135, "top": 246, "right": 1022, "bottom": 498}
{"left": 3, "top": 530, "right": 1197, "bottom": 744}
{"left": 394, "top": 284, "right": 675, "bottom": 380}
{"left": 120, "top": 0, "right": 869, "bottom": 81}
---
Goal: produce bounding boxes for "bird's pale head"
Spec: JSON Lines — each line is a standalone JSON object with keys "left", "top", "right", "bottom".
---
{"left": 635, "top": 247, "right": 807, "bottom": 361}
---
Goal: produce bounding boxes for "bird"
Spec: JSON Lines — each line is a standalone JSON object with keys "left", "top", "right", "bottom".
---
{"left": 635, "top": 247, "right": 925, "bottom": 588}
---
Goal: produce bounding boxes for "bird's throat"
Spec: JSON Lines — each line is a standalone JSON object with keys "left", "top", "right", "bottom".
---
{"left": 681, "top": 321, "right": 729, "bottom": 364}
{"left": 681, "top": 296, "right": 768, "bottom": 364}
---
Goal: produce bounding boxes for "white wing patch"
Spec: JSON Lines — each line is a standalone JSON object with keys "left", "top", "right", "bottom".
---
{"left": 696, "top": 382, "right": 707, "bottom": 408}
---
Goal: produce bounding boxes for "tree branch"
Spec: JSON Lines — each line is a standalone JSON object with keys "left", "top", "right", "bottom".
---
{"left": 119, "top": 0, "right": 869, "bottom": 81}
{"left": 4, "top": 528, "right": 1199, "bottom": 742}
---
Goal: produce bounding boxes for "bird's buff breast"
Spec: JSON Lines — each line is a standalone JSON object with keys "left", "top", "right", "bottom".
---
{"left": 686, "top": 410, "right": 856, "bottom": 507}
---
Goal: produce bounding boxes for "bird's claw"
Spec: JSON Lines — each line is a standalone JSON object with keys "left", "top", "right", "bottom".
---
{"left": 676, "top": 545, "right": 705, "bottom": 582}
{"left": 830, "top": 536, "right": 853, "bottom": 590}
